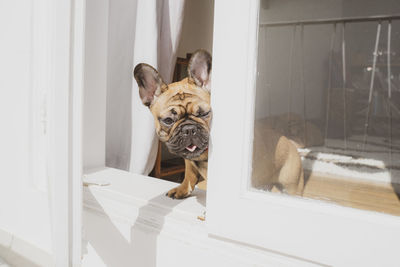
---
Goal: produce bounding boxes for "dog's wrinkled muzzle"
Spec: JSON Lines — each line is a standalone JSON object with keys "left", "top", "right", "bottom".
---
{"left": 166, "top": 122, "right": 209, "bottom": 159}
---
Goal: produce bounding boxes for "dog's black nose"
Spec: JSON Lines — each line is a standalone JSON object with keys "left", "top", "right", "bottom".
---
{"left": 182, "top": 124, "right": 197, "bottom": 136}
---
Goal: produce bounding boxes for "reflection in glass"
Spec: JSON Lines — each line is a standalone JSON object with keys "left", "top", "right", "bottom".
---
{"left": 252, "top": 0, "right": 400, "bottom": 216}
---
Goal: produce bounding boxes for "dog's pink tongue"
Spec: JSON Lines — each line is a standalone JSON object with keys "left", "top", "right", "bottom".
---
{"left": 186, "top": 144, "right": 197, "bottom": 152}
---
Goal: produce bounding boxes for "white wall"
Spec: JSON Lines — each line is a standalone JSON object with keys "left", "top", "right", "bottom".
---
{"left": 177, "top": 0, "right": 214, "bottom": 58}
{"left": 83, "top": 0, "right": 108, "bottom": 171}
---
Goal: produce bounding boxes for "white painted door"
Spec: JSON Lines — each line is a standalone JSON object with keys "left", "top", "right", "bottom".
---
{"left": 0, "top": 1, "right": 84, "bottom": 266}
{"left": 0, "top": 1, "right": 55, "bottom": 265}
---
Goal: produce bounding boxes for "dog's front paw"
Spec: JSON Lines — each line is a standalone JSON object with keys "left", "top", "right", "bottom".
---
{"left": 166, "top": 185, "right": 192, "bottom": 199}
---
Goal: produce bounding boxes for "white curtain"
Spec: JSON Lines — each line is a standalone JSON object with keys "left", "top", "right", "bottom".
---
{"left": 106, "top": 0, "right": 185, "bottom": 174}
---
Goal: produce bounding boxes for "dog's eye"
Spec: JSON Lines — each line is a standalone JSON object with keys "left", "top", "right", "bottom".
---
{"left": 197, "top": 110, "right": 211, "bottom": 117}
{"left": 162, "top": 117, "right": 174, "bottom": 126}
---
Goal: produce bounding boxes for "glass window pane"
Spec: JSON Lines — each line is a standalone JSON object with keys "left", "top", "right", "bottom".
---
{"left": 252, "top": 0, "right": 400, "bottom": 216}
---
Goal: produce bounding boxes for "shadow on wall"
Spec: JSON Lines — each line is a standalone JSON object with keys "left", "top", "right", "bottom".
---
{"left": 82, "top": 189, "right": 205, "bottom": 267}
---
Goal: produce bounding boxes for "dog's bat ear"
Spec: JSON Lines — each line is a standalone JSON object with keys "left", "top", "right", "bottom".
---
{"left": 134, "top": 63, "right": 168, "bottom": 107}
{"left": 188, "top": 50, "right": 212, "bottom": 92}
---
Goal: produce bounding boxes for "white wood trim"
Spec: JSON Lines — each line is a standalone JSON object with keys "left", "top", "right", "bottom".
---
{"left": 71, "top": 0, "right": 86, "bottom": 266}
{"left": 207, "top": 0, "right": 400, "bottom": 266}
{"left": 49, "top": 1, "right": 71, "bottom": 264}
{"left": 49, "top": 0, "right": 85, "bottom": 266}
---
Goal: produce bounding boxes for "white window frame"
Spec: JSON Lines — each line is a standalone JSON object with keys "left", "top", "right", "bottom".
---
{"left": 50, "top": 0, "right": 85, "bottom": 265}
{"left": 71, "top": 0, "right": 400, "bottom": 266}
{"left": 206, "top": 1, "right": 400, "bottom": 266}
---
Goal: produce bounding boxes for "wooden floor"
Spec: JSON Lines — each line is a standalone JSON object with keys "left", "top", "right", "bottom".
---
{"left": 303, "top": 171, "right": 400, "bottom": 216}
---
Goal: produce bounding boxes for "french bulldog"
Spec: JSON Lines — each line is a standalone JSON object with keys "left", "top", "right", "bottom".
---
{"left": 134, "top": 50, "right": 212, "bottom": 199}
{"left": 134, "top": 50, "right": 304, "bottom": 198}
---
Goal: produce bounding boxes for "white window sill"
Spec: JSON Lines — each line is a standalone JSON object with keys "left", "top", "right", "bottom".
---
{"left": 83, "top": 167, "right": 207, "bottom": 235}
{"left": 82, "top": 168, "right": 327, "bottom": 266}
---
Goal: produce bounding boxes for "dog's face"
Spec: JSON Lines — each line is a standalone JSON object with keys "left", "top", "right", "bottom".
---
{"left": 134, "top": 50, "right": 212, "bottom": 160}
